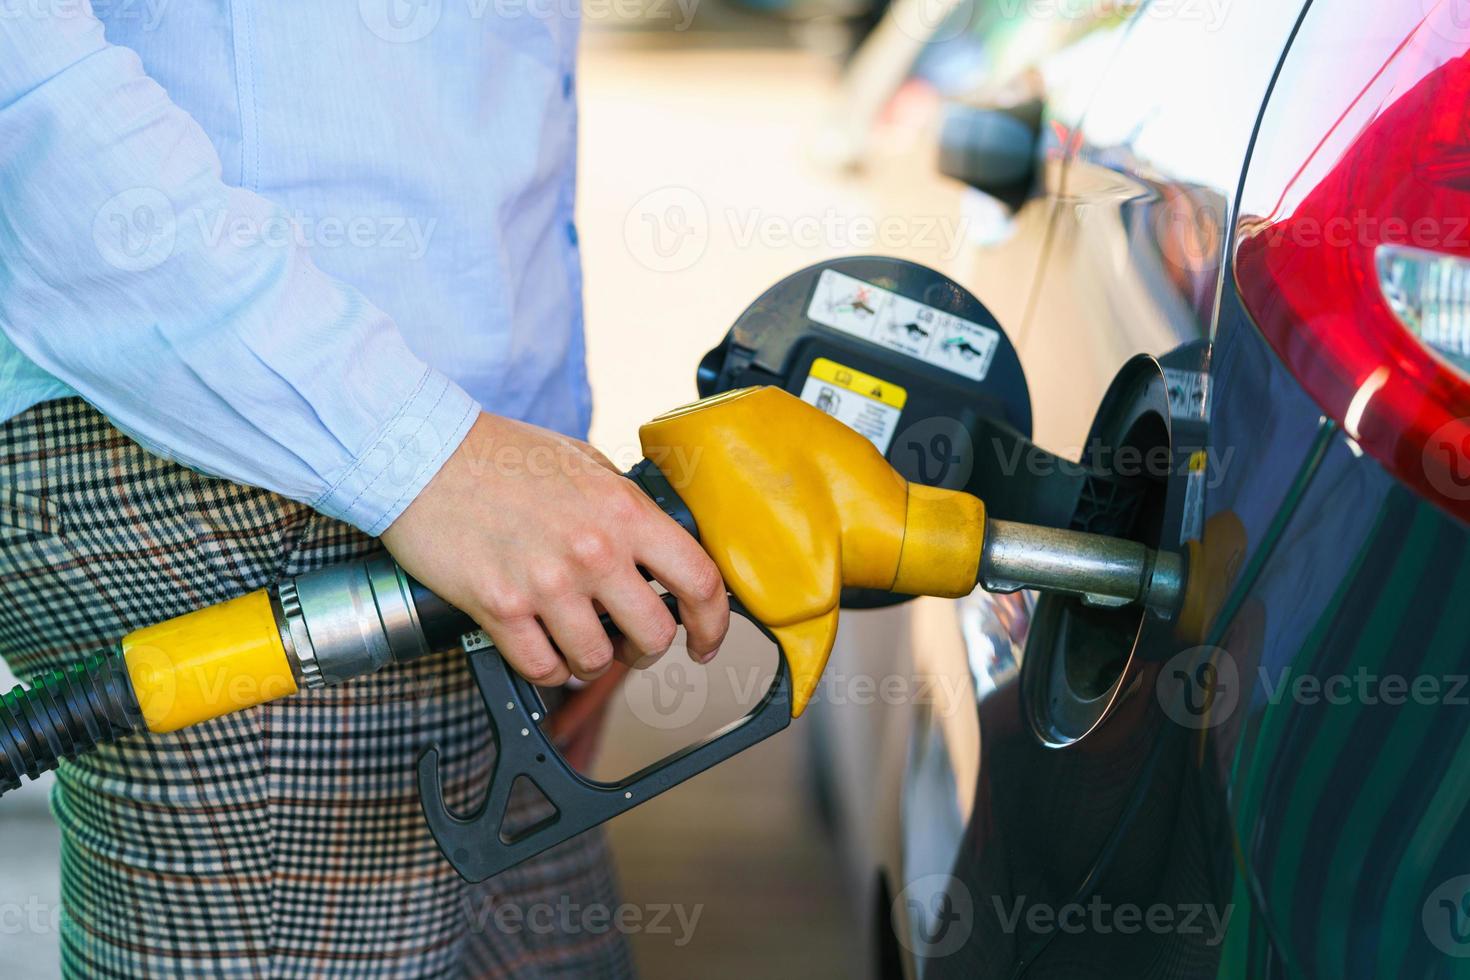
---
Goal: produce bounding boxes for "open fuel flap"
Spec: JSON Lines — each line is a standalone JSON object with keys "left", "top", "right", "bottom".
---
{"left": 697, "top": 257, "right": 1167, "bottom": 607}
{"left": 698, "top": 256, "right": 1194, "bottom": 744}
{"left": 1019, "top": 355, "right": 1189, "bottom": 745}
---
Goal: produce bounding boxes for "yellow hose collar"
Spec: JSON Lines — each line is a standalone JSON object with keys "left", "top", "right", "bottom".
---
{"left": 122, "top": 589, "right": 297, "bottom": 733}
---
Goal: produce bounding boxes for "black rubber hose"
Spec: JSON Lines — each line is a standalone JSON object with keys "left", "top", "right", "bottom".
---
{"left": 0, "top": 650, "right": 143, "bottom": 796}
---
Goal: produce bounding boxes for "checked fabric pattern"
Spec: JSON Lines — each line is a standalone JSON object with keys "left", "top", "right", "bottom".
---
{"left": 0, "top": 398, "right": 633, "bottom": 979}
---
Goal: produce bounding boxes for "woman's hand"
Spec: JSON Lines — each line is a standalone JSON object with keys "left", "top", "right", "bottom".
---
{"left": 382, "top": 412, "right": 728, "bottom": 686}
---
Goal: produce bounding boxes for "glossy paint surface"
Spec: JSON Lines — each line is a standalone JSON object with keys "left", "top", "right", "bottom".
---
{"left": 818, "top": 1, "right": 1470, "bottom": 976}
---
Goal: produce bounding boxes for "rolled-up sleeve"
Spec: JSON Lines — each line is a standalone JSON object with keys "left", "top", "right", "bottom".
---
{"left": 0, "top": 9, "right": 478, "bottom": 536}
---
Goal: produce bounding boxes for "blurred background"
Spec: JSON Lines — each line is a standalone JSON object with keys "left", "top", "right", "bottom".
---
{"left": 0, "top": 0, "right": 1119, "bottom": 975}
{"left": 578, "top": 6, "right": 966, "bottom": 977}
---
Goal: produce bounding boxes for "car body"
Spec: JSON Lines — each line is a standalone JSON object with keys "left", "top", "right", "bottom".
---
{"left": 811, "top": 1, "right": 1470, "bottom": 976}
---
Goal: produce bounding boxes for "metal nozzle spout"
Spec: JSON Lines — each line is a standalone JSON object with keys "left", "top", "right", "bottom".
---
{"left": 978, "top": 518, "right": 1183, "bottom": 615}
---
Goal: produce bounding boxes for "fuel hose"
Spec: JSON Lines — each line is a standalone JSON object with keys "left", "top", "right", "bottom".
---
{"left": 0, "top": 458, "right": 690, "bottom": 797}
{"left": 0, "top": 649, "right": 142, "bottom": 794}
{"left": 0, "top": 567, "right": 450, "bottom": 797}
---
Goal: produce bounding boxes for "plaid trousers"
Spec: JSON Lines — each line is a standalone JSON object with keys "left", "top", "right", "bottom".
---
{"left": 0, "top": 398, "right": 634, "bottom": 979}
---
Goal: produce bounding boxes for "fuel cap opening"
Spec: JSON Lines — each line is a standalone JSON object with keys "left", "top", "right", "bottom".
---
{"left": 1022, "top": 357, "right": 1176, "bottom": 747}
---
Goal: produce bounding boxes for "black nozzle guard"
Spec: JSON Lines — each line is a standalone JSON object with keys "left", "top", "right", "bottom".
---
{"left": 417, "top": 593, "right": 791, "bottom": 882}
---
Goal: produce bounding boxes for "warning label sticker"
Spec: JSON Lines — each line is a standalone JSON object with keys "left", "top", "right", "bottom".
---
{"left": 798, "top": 357, "right": 908, "bottom": 455}
{"left": 806, "top": 269, "right": 1001, "bottom": 382}
{"left": 1163, "top": 367, "right": 1210, "bottom": 421}
{"left": 1180, "top": 450, "right": 1208, "bottom": 543}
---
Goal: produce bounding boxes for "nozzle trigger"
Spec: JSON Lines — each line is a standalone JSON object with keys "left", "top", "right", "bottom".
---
{"left": 418, "top": 593, "right": 793, "bottom": 882}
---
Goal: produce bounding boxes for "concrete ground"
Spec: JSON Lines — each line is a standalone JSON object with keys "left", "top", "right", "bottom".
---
{"left": 0, "top": 10, "right": 967, "bottom": 977}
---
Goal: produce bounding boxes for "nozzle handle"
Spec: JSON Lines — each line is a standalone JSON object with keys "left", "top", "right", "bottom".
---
{"left": 401, "top": 457, "right": 700, "bottom": 657}
{"left": 417, "top": 592, "right": 792, "bottom": 882}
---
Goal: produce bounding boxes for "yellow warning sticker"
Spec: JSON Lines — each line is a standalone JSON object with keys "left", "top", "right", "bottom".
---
{"left": 806, "top": 357, "right": 908, "bottom": 409}
{"left": 799, "top": 357, "right": 908, "bottom": 454}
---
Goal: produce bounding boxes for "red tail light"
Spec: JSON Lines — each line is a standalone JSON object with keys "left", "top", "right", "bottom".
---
{"left": 1235, "top": 7, "right": 1470, "bottom": 522}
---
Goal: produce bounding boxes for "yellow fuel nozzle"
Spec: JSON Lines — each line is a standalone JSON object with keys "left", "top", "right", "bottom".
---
{"left": 639, "top": 386, "right": 986, "bottom": 717}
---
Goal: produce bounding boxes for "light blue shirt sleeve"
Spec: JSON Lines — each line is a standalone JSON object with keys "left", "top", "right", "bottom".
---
{"left": 0, "top": 9, "right": 480, "bottom": 536}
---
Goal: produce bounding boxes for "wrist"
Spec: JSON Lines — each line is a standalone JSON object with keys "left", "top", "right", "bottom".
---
{"left": 314, "top": 368, "right": 479, "bottom": 536}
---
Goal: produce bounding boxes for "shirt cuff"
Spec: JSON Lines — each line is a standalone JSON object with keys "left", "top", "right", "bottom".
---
{"left": 313, "top": 367, "right": 479, "bottom": 536}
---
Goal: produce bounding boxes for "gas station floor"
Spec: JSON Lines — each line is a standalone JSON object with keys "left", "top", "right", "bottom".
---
{"left": 0, "top": 15, "right": 970, "bottom": 980}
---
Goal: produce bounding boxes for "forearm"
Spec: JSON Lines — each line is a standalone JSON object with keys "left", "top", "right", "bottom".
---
{"left": 0, "top": 8, "right": 477, "bottom": 534}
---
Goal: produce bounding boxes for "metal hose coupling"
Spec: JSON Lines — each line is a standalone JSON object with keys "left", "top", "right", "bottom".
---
{"left": 273, "top": 554, "right": 432, "bottom": 689}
